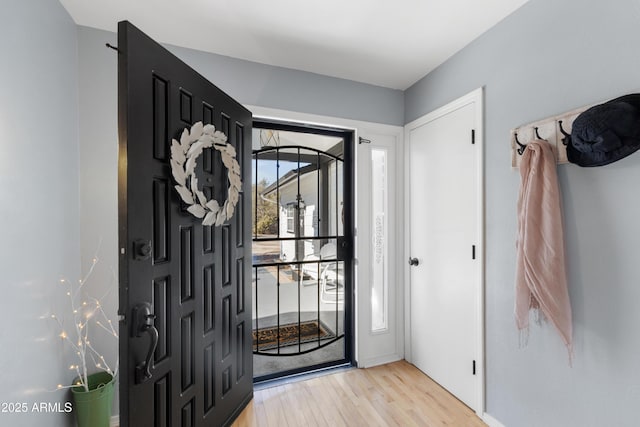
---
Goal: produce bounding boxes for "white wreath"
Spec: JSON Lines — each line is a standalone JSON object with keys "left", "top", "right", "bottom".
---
{"left": 170, "top": 121, "right": 242, "bottom": 226}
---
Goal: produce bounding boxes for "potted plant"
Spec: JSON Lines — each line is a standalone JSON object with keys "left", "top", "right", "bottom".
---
{"left": 52, "top": 254, "right": 118, "bottom": 427}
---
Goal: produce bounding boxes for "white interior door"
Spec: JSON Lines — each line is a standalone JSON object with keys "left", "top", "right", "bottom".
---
{"left": 407, "top": 91, "right": 482, "bottom": 412}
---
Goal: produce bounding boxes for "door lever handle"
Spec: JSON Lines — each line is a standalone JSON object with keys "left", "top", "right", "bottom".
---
{"left": 132, "top": 303, "right": 159, "bottom": 384}
{"left": 408, "top": 257, "right": 419, "bottom": 266}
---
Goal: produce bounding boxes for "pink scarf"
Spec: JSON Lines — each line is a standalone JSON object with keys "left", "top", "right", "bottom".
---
{"left": 515, "top": 140, "right": 573, "bottom": 358}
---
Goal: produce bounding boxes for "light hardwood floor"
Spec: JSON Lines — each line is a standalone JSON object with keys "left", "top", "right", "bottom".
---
{"left": 232, "top": 360, "right": 487, "bottom": 427}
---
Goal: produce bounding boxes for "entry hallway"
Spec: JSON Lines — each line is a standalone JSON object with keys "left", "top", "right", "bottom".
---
{"left": 232, "top": 361, "right": 486, "bottom": 426}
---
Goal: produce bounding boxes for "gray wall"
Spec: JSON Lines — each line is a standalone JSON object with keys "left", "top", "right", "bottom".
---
{"left": 77, "top": 25, "right": 121, "bottom": 418}
{"left": 78, "top": 26, "right": 404, "bottom": 129}
{"left": 167, "top": 43, "right": 404, "bottom": 126}
{"left": 405, "top": 0, "right": 640, "bottom": 426}
{"left": 0, "top": 1, "right": 80, "bottom": 426}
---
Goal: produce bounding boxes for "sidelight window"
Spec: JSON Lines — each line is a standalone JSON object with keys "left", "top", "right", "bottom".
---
{"left": 371, "top": 148, "right": 388, "bottom": 332}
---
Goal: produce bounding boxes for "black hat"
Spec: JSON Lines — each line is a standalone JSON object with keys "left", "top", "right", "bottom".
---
{"left": 566, "top": 93, "right": 640, "bottom": 167}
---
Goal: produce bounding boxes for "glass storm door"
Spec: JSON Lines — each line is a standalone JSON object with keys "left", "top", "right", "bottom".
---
{"left": 251, "top": 122, "right": 354, "bottom": 380}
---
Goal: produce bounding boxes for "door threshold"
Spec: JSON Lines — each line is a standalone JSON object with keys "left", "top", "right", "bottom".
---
{"left": 253, "top": 362, "right": 353, "bottom": 391}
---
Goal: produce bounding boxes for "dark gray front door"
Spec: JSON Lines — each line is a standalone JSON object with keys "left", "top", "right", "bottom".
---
{"left": 118, "top": 21, "right": 252, "bottom": 427}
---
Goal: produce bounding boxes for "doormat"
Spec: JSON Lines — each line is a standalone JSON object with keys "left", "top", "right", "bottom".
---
{"left": 253, "top": 320, "right": 335, "bottom": 351}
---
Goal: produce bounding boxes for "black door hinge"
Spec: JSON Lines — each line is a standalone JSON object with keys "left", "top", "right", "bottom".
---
{"left": 471, "top": 129, "right": 476, "bottom": 145}
{"left": 473, "top": 360, "right": 476, "bottom": 375}
{"left": 472, "top": 245, "right": 476, "bottom": 260}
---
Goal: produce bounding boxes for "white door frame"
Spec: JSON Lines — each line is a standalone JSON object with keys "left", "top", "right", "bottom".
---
{"left": 403, "top": 88, "right": 485, "bottom": 416}
{"left": 246, "top": 105, "right": 405, "bottom": 368}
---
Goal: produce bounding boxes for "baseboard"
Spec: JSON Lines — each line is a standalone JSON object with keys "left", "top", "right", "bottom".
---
{"left": 111, "top": 415, "right": 119, "bottom": 427}
{"left": 482, "top": 412, "right": 506, "bottom": 427}
{"left": 357, "top": 353, "right": 402, "bottom": 368}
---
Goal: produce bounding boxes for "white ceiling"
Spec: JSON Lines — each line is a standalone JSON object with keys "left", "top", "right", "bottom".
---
{"left": 60, "top": 0, "right": 529, "bottom": 90}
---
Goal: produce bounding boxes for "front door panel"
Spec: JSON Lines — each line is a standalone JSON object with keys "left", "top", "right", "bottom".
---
{"left": 118, "top": 21, "right": 252, "bottom": 427}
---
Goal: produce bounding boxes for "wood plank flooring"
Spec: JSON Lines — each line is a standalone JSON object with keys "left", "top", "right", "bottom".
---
{"left": 232, "top": 360, "right": 486, "bottom": 427}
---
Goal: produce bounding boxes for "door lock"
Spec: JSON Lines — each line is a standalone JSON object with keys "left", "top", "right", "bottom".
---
{"left": 408, "top": 257, "right": 419, "bottom": 266}
{"left": 133, "top": 240, "right": 152, "bottom": 261}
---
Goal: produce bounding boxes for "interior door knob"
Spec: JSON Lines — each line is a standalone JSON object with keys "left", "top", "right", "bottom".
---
{"left": 408, "top": 257, "right": 419, "bottom": 266}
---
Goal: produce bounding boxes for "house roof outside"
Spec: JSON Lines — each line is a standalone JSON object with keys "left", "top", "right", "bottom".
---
{"left": 261, "top": 163, "right": 319, "bottom": 198}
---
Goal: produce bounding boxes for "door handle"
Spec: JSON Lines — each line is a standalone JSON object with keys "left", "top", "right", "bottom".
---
{"left": 132, "top": 303, "right": 158, "bottom": 384}
{"left": 408, "top": 257, "right": 419, "bottom": 266}
{"left": 336, "top": 236, "right": 350, "bottom": 261}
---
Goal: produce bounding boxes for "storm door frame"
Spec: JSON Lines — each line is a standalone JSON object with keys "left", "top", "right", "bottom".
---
{"left": 251, "top": 119, "right": 355, "bottom": 383}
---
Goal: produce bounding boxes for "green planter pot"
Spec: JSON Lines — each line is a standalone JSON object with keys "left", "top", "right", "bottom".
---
{"left": 71, "top": 372, "right": 115, "bottom": 427}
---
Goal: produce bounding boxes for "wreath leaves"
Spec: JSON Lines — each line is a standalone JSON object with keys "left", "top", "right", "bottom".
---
{"left": 170, "top": 121, "right": 242, "bottom": 226}
{"left": 176, "top": 186, "right": 194, "bottom": 205}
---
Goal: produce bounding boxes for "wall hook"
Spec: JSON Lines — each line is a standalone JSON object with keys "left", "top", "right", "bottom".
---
{"left": 514, "top": 132, "right": 526, "bottom": 155}
{"left": 558, "top": 120, "right": 571, "bottom": 146}
{"left": 106, "top": 43, "right": 119, "bottom": 52}
{"left": 534, "top": 127, "right": 544, "bottom": 140}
